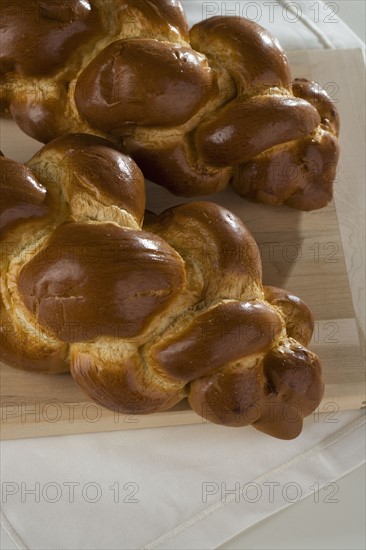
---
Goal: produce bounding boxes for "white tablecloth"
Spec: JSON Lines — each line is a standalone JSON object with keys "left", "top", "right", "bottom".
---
{"left": 1, "top": 2, "right": 365, "bottom": 549}
{"left": 1, "top": 412, "right": 365, "bottom": 550}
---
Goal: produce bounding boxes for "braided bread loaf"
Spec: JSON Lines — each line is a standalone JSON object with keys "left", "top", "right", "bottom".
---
{"left": 0, "top": 135, "right": 324, "bottom": 439}
{"left": 0, "top": 1, "right": 340, "bottom": 210}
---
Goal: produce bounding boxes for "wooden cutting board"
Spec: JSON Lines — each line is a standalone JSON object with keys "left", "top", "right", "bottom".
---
{"left": 0, "top": 49, "right": 365, "bottom": 440}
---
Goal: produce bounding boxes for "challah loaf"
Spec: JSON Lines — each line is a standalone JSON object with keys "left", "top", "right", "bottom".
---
{"left": 0, "top": 135, "right": 324, "bottom": 439}
{"left": 0, "top": 1, "right": 339, "bottom": 210}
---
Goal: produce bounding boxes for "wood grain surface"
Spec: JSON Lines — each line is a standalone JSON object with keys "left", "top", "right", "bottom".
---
{"left": 0, "top": 48, "right": 365, "bottom": 440}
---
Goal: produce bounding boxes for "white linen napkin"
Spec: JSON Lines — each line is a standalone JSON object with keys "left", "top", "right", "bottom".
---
{"left": 1, "top": 411, "right": 365, "bottom": 550}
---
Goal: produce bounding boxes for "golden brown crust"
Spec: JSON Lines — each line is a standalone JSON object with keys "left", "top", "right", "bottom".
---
{"left": 9, "top": 88, "right": 71, "bottom": 144}
{"left": 18, "top": 222, "right": 186, "bottom": 342}
{"left": 292, "top": 78, "right": 340, "bottom": 136}
{"left": 0, "top": 294, "right": 69, "bottom": 374}
{"left": 111, "top": 0, "right": 189, "bottom": 42}
{"left": 195, "top": 95, "right": 321, "bottom": 166}
{"left": 0, "top": 0, "right": 102, "bottom": 76}
{"left": 256, "top": 344, "right": 324, "bottom": 438}
{"left": 0, "top": 134, "right": 148, "bottom": 373}
{"left": 189, "top": 16, "right": 292, "bottom": 92}
{"left": 75, "top": 38, "right": 215, "bottom": 131}
{"left": 188, "top": 343, "right": 323, "bottom": 439}
{"left": 151, "top": 302, "right": 282, "bottom": 382}
{"left": 1, "top": 138, "right": 323, "bottom": 438}
{"left": 1, "top": 4, "right": 340, "bottom": 210}
{"left": 145, "top": 201, "right": 263, "bottom": 303}
{"left": 28, "top": 134, "right": 147, "bottom": 225}
{"left": 123, "top": 139, "right": 231, "bottom": 196}
{"left": 264, "top": 286, "right": 314, "bottom": 346}
{"left": 71, "top": 349, "right": 184, "bottom": 414}
{"left": 0, "top": 156, "right": 50, "bottom": 233}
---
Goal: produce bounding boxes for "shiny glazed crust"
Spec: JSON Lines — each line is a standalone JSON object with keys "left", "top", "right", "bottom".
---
{"left": 0, "top": 135, "right": 324, "bottom": 439}
{"left": 0, "top": 1, "right": 339, "bottom": 210}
